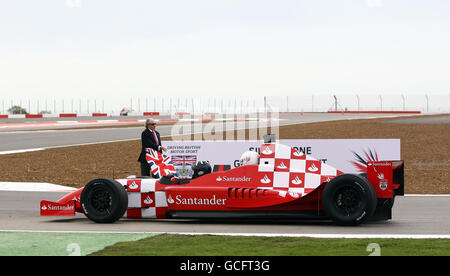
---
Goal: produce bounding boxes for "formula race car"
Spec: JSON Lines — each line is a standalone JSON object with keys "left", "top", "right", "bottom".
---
{"left": 40, "top": 136, "right": 404, "bottom": 226}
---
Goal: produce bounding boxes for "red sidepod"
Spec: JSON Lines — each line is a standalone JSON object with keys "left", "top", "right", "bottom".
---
{"left": 164, "top": 187, "right": 302, "bottom": 211}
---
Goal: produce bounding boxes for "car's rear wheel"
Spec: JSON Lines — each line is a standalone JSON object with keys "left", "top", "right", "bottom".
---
{"left": 81, "top": 178, "right": 128, "bottom": 223}
{"left": 322, "top": 174, "right": 377, "bottom": 226}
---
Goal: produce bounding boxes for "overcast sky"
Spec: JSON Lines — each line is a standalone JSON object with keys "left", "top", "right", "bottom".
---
{"left": 0, "top": 0, "right": 449, "bottom": 110}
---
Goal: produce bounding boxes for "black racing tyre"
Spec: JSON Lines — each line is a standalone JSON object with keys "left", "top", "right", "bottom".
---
{"left": 322, "top": 174, "right": 377, "bottom": 226}
{"left": 81, "top": 178, "right": 128, "bottom": 223}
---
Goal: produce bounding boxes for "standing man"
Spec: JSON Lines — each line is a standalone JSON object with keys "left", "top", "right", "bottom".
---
{"left": 138, "top": 118, "right": 167, "bottom": 176}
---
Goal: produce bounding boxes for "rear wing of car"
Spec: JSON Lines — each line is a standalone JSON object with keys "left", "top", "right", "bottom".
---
{"left": 367, "top": 160, "right": 404, "bottom": 198}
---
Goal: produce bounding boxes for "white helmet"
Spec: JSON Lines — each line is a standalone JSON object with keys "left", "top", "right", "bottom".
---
{"left": 239, "top": 151, "right": 260, "bottom": 166}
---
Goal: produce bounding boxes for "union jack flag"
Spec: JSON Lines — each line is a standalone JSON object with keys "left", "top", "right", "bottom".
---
{"left": 145, "top": 148, "right": 176, "bottom": 178}
{"left": 171, "top": 155, "right": 197, "bottom": 167}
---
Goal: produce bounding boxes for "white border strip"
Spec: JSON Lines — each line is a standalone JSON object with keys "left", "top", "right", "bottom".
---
{"left": 0, "top": 230, "right": 449, "bottom": 239}
{"left": 0, "top": 182, "right": 77, "bottom": 192}
{"left": 0, "top": 148, "right": 45, "bottom": 155}
{"left": 0, "top": 138, "right": 139, "bottom": 155}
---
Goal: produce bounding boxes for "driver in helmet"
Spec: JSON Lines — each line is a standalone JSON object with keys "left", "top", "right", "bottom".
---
{"left": 239, "top": 151, "right": 260, "bottom": 166}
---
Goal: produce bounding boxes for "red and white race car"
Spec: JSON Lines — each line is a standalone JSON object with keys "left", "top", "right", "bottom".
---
{"left": 40, "top": 138, "right": 404, "bottom": 226}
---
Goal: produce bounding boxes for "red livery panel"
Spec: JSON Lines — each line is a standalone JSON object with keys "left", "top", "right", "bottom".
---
{"left": 40, "top": 200, "right": 75, "bottom": 216}
{"left": 367, "top": 161, "right": 394, "bottom": 198}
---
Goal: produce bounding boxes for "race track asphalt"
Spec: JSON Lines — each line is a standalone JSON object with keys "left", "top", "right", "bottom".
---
{"left": 0, "top": 113, "right": 418, "bottom": 152}
{"left": 0, "top": 191, "right": 449, "bottom": 236}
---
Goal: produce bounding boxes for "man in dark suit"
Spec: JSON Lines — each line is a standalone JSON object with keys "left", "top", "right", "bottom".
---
{"left": 138, "top": 118, "right": 167, "bottom": 176}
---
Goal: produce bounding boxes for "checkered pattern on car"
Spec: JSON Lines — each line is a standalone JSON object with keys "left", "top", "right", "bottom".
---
{"left": 257, "top": 143, "right": 343, "bottom": 197}
{"left": 116, "top": 179, "right": 168, "bottom": 219}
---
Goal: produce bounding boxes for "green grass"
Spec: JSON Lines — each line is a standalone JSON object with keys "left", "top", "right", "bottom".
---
{"left": 90, "top": 234, "right": 450, "bottom": 256}
{"left": 0, "top": 232, "right": 157, "bottom": 256}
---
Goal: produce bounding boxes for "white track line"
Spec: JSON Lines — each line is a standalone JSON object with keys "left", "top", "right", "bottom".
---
{"left": 0, "top": 230, "right": 448, "bottom": 239}
{"left": 0, "top": 148, "right": 45, "bottom": 155}
{"left": 0, "top": 139, "right": 139, "bottom": 155}
{"left": 0, "top": 182, "right": 77, "bottom": 192}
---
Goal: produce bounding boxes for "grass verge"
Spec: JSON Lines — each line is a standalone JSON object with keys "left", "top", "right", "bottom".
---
{"left": 90, "top": 234, "right": 450, "bottom": 256}
{"left": 0, "top": 231, "right": 157, "bottom": 256}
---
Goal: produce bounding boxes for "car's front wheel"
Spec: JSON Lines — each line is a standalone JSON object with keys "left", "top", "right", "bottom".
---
{"left": 80, "top": 178, "right": 128, "bottom": 223}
